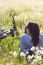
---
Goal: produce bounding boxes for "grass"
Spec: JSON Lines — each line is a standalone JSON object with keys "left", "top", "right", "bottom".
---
{"left": 0, "top": 0, "right": 43, "bottom": 64}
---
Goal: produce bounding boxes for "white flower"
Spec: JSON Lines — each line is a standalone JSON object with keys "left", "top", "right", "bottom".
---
{"left": 31, "top": 46, "right": 35, "bottom": 51}
{"left": 12, "top": 51, "right": 17, "bottom": 57}
{"left": 40, "top": 47, "right": 43, "bottom": 50}
{"left": 35, "top": 55, "right": 42, "bottom": 60}
{"left": 36, "top": 46, "right": 39, "bottom": 50}
{"left": 27, "top": 55, "right": 31, "bottom": 61}
{"left": 27, "top": 55, "right": 34, "bottom": 61}
{"left": 36, "top": 49, "right": 43, "bottom": 54}
{"left": 40, "top": 50, "right": 43, "bottom": 54}
{"left": 35, "top": 50, "right": 40, "bottom": 55}
{"left": 37, "top": 50, "right": 40, "bottom": 53}
{"left": 25, "top": 51, "right": 29, "bottom": 55}
{"left": 20, "top": 52, "right": 25, "bottom": 57}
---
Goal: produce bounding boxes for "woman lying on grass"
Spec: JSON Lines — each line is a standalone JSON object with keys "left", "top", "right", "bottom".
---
{"left": 20, "top": 22, "right": 43, "bottom": 54}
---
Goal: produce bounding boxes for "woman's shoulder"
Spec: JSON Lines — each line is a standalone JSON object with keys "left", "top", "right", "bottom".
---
{"left": 20, "top": 34, "right": 32, "bottom": 41}
{"left": 20, "top": 34, "right": 30, "bottom": 38}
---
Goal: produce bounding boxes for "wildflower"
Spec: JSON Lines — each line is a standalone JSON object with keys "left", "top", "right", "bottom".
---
{"left": 36, "top": 46, "right": 39, "bottom": 50}
{"left": 31, "top": 46, "right": 35, "bottom": 51}
{"left": 35, "top": 55, "right": 42, "bottom": 60}
{"left": 40, "top": 50, "right": 43, "bottom": 54}
{"left": 27, "top": 55, "right": 34, "bottom": 61}
{"left": 20, "top": 52, "right": 25, "bottom": 57}
{"left": 35, "top": 50, "right": 40, "bottom": 55}
{"left": 25, "top": 51, "right": 29, "bottom": 55}
{"left": 37, "top": 50, "right": 40, "bottom": 53}
{"left": 36, "top": 49, "right": 43, "bottom": 54}
{"left": 12, "top": 51, "right": 17, "bottom": 57}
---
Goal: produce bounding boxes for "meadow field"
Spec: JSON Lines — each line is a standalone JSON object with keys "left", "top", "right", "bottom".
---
{"left": 0, "top": 0, "right": 43, "bottom": 65}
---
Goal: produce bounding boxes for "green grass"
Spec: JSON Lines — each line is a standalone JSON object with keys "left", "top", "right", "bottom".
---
{"left": 0, "top": 6, "right": 43, "bottom": 65}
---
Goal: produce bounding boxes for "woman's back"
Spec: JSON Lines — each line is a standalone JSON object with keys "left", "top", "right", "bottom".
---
{"left": 20, "top": 33, "right": 43, "bottom": 52}
{"left": 20, "top": 34, "right": 32, "bottom": 52}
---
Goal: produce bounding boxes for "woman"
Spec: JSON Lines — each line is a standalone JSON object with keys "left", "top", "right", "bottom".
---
{"left": 20, "top": 22, "right": 43, "bottom": 52}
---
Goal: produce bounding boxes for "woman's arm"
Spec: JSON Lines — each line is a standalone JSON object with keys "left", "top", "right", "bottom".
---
{"left": 39, "top": 34, "right": 43, "bottom": 47}
{"left": 20, "top": 34, "right": 32, "bottom": 52}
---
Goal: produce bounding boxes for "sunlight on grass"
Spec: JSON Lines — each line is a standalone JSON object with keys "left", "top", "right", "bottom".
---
{"left": 0, "top": 0, "right": 43, "bottom": 65}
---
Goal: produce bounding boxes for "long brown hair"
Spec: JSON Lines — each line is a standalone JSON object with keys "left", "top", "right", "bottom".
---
{"left": 26, "top": 22, "right": 40, "bottom": 47}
